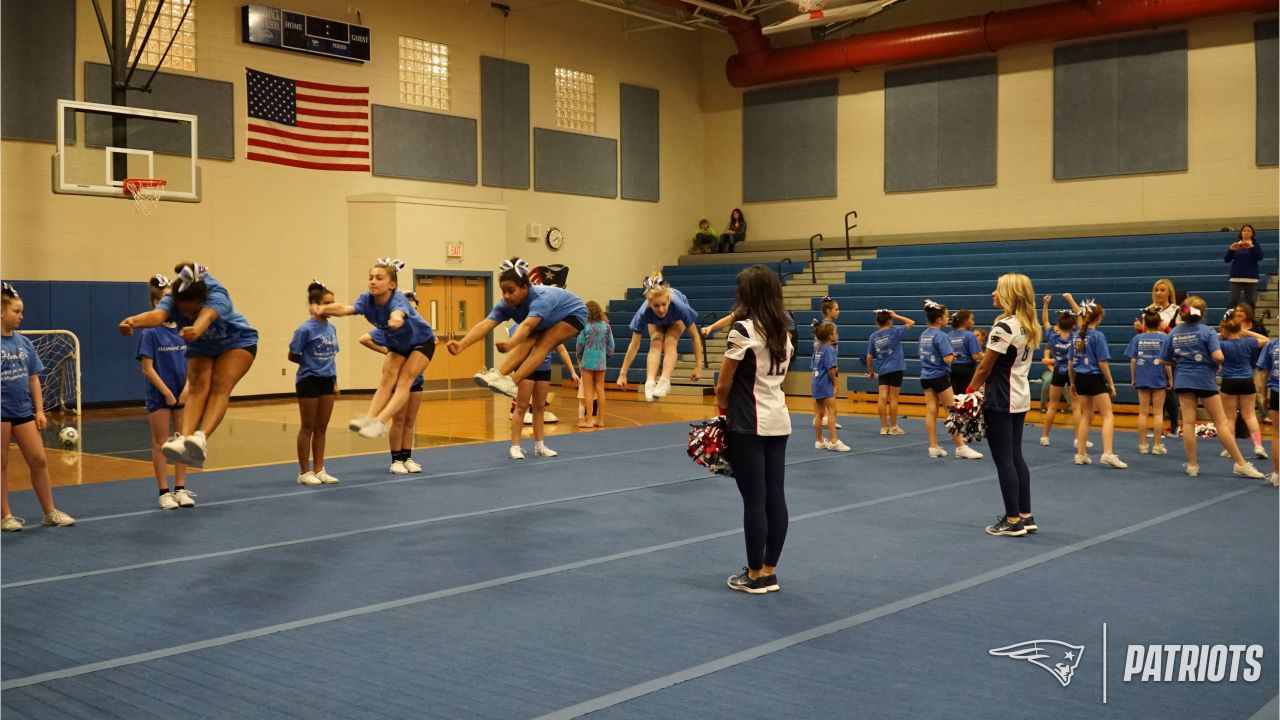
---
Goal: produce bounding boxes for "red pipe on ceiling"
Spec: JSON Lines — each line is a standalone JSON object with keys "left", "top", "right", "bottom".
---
{"left": 707, "top": 0, "right": 1276, "bottom": 87}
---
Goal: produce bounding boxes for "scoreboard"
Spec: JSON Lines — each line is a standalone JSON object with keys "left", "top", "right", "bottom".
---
{"left": 242, "top": 4, "right": 371, "bottom": 63}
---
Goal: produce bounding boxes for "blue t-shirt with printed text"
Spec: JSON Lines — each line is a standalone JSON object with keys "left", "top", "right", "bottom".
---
{"left": 810, "top": 344, "right": 837, "bottom": 399}
{"left": 948, "top": 329, "right": 982, "bottom": 365}
{"left": 353, "top": 290, "right": 434, "bottom": 353}
{"left": 1124, "top": 332, "right": 1169, "bottom": 389}
{"left": 1069, "top": 329, "right": 1109, "bottom": 375}
{"left": 917, "top": 327, "right": 953, "bottom": 380}
{"left": 1257, "top": 338, "right": 1279, "bottom": 392}
{"left": 487, "top": 284, "right": 588, "bottom": 331}
{"left": 866, "top": 325, "right": 908, "bottom": 375}
{"left": 156, "top": 273, "right": 258, "bottom": 356}
{"left": 1047, "top": 331, "right": 1073, "bottom": 373}
{"left": 137, "top": 324, "right": 188, "bottom": 410}
{"left": 289, "top": 318, "right": 339, "bottom": 381}
{"left": 1163, "top": 322, "right": 1221, "bottom": 392}
{"left": 628, "top": 288, "right": 698, "bottom": 334}
{"left": 1, "top": 332, "right": 43, "bottom": 418}
{"left": 1219, "top": 337, "right": 1260, "bottom": 380}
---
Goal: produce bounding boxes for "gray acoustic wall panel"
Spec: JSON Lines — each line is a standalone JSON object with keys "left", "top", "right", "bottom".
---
{"left": 481, "top": 56, "right": 530, "bottom": 189}
{"left": 533, "top": 128, "right": 617, "bottom": 198}
{"left": 1, "top": 0, "right": 75, "bottom": 142}
{"left": 85, "top": 62, "right": 235, "bottom": 160}
{"left": 884, "top": 59, "right": 996, "bottom": 192}
{"left": 742, "top": 79, "right": 837, "bottom": 202}
{"left": 1256, "top": 21, "right": 1278, "bottom": 167}
{"left": 371, "top": 105, "right": 477, "bottom": 185}
{"left": 1054, "top": 32, "right": 1187, "bottom": 180}
{"left": 620, "top": 83, "right": 659, "bottom": 202}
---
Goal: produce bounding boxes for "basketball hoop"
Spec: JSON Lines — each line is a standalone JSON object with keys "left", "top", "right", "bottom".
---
{"left": 123, "top": 178, "right": 167, "bottom": 216}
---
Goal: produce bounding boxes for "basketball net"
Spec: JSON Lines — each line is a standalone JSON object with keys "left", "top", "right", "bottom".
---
{"left": 123, "top": 178, "right": 167, "bottom": 216}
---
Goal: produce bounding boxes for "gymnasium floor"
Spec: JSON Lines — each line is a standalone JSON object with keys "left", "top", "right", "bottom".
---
{"left": 1, "top": 399, "right": 1276, "bottom": 719}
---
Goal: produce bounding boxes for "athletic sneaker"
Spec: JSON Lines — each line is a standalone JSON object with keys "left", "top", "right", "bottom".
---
{"left": 161, "top": 433, "right": 188, "bottom": 464}
{"left": 1074, "top": 454, "right": 1092, "bottom": 465}
{"left": 1152, "top": 444, "right": 1169, "bottom": 455}
{"left": 314, "top": 469, "right": 340, "bottom": 484}
{"left": 1, "top": 515, "right": 23, "bottom": 532}
{"left": 1019, "top": 515, "right": 1038, "bottom": 533}
{"left": 1039, "top": 436, "right": 1051, "bottom": 447}
{"left": 835, "top": 422, "right": 843, "bottom": 430}
{"left": 1138, "top": 444, "right": 1150, "bottom": 454}
{"left": 643, "top": 379, "right": 656, "bottom": 402}
{"left": 1219, "top": 449, "right": 1231, "bottom": 458}
{"left": 403, "top": 458, "right": 422, "bottom": 473}
{"left": 1255, "top": 445, "right": 1269, "bottom": 460}
{"left": 654, "top": 377, "right": 672, "bottom": 398}
{"left": 815, "top": 440, "right": 830, "bottom": 450}
{"left": 1267, "top": 472, "right": 1279, "bottom": 486}
{"left": 297, "top": 471, "right": 321, "bottom": 486}
{"left": 760, "top": 574, "right": 781, "bottom": 592}
{"left": 1100, "top": 453, "right": 1128, "bottom": 469}
{"left": 887, "top": 426, "right": 905, "bottom": 436}
{"left": 928, "top": 446, "right": 948, "bottom": 458}
{"left": 509, "top": 445, "right": 525, "bottom": 460}
{"left": 955, "top": 445, "right": 984, "bottom": 460}
{"left": 358, "top": 419, "right": 389, "bottom": 439}
{"left": 183, "top": 431, "right": 208, "bottom": 466}
{"left": 1233, "top": 462, "right": 1266, "bottom": 479}
{"left": 827, "top": 440, "right": 851, "bottom": 452}
{"left": 533, "top": 443, "right": 558, "bottom": 457}
{"left": 879, "top": 428, "right": 888, "bottom": 436}
{"left": 523, "top": 411, "right": 534, "bottom": 424}
{"left": 173, "top": 488, "right": 196, "bottom": 507}
{"left": 543, "top": 410, "right": 559, "bottom": 424}
{"left": 984, "top": 515, "right": 1026, "bottom": 537}
{"left": 389, "top": 461, "right": 409, "bottom": 475}
{"left": 1184, "top": 463, "right": 1200, "bottom": 477}
{"left": 348, "top": 416, "right": 372, "bottom": 432}
{"left": 475, "top": 369, "right": 519, "bottom": 397}
{"left": 158, "top": 492, "right": 179, "bottom": 510}
{"left": 1073, "top": 439, "right": 1095, "bottom": 450}
{"left": 41, "top": 510, "right": 75, "bottom": 527}
{"left": 726, "top": 568, "right": 770, "bottom": 595}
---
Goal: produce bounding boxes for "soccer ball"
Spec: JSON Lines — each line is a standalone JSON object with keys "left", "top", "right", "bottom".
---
{"left": 58, "top": 426, "right": 79, "bottom": 446}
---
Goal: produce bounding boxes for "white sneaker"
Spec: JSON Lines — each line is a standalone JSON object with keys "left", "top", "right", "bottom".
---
{"left": 314, "top": 469, "right": 340, "bottom": 484}
{"left": 389, "top": 461, "right": 409, "bottom": 475}
{"left": 161, "top": 433, "right": 188, "bottom": 464}
{"left": 1152, "top": 444, "right": 1168, "bottom": 455}
{"left": 955, "top": 445, "right": 984, "bottom": 460}
{"left": 828, "top": 440, "right": 851, "bottom": 452}
{"left": 928, "top": 446, "right": 948, "bottom": 458}
{"left": 523, "top": 411, "right": 534, "bottom": 424}
{"left": 41, "top": 510, "right": 75, "bottom": 527}
{"left": 887, "top": 426, "right": 905, "bottom": 436}
{"left": 358, "top": 419, "right": 389, "bottom": 439}
{"left": 1100, "top": 453, "right": 1128, "bottom": 469}
{"left": 1233, "top": 461, "right": 1266, "bottom": 479}
{"left": 1255, "top": 445, "right": 1269, "bottom": 460}
{"left": 348, "top": 416, "right": 372, "bottom": 432}
{"left": 1184, "top": 463, "right": 1199, "bottom": 477}
{"left": 183, "top": 431, "right": 208, "bottom": 466}
{"left": 1267, "top": 472, "right": 1279, "bottom": 486}
{"left": 1, "top": 514, "right": 23, "bottom": 532}
{"left": 643, "top": 379, "right": 656, "bottom": 402}
{"left": 654, "top": 377, "right": 672, "bottom": 397}
{"left": 173, "top": 488, "right": 196, "bottom": 507}
{"left": 1039, "top": 436, "right": 1051, "bottom": 447}
{"left": 1075, "top": 454, "right": 1092, "bottom": 465}
{"left": 297, "top": 471, "right": 321, "bottom": 486}
{"left": 534, "top": 443, "right": 558, "bottom": 457}
{"left": 1219, "top": 449, "right": 1231, "bottom": 458}
{"left": 403, "top": 458, "right": 422, "bottom": 473}
{"left": 542, "top": 410, "right": 559, "bottom": 424}
{"left": 158, "top": 491, "right": 179, "bottom": 510}
{"left": 1073, "top": 439, "right": 1094, "bottom": 450}
{"left": 815, "top": 440, "right": 830, "bottom": 450}
{"left": 1138, "top": 445, "right": 1150, "bottom": 454}
{"left": 879, "top": 428, "right": 888, "bottom": 436}
{"left": 509, "top": 445, "right": 525, "bottom": 460}
{"left": 475, "top": 369, "right": 519, "bottom": 397}
{"left": 835, "top": 422, "right": 843, "bottom": 430}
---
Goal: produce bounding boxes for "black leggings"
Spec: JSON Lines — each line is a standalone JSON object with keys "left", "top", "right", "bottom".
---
{"left": 986, "top": 410, "right": 1030, "bottom": 518}
{"left": 726, "top": 432, "right": 789, "bottom": 570}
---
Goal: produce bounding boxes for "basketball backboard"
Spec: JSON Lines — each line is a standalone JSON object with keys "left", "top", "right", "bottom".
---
{"left": 53, "top": 99, "right": 200, "bottom": 202}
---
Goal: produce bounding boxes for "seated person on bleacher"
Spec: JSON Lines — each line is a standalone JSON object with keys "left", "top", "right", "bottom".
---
{"left": 718, "top": 209, "right": 747, "bottom": 253}
{"left": 692, "top": 219, "right": 718, "bottom": 254}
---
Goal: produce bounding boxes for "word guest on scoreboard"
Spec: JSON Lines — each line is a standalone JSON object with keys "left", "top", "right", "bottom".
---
{"left": 242, "top": 4, "right": 371, "bottom": 63}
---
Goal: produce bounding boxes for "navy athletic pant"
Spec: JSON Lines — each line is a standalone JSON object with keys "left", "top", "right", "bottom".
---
{"left": 985, "top": 410, "right": 1031, "bottom": 517}
{"left": 726, "top": 432, "right": 789, "bottom": 570}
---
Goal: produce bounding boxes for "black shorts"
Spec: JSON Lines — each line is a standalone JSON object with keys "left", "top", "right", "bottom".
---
{"left": 1175, "top": 387, "right": 1218, "bottom": 399}
{"left": 919, "top": 375, "right": 951, "bottom": 394}
{"left": 1270, "top": 390, "right": 1279, "bottom": 412}
{"left": 1050, "top": 369, "right": 1070, "bottom": 388}
{"left": 1, "top": 415, "right": 34, "bottom": 427}
{"left": 1220, "top": 377, "right": 1257, "bottom": 396}
{"left": 528, "top": 369, "right": 552, "bottom": 383}
{"left": 950, "top": 363, "right": 976, "bottom": 395}
{"left": 411, "top": 378, "right": 424, "bottom": 393}
{"left": 563, "top": 315, "right": 586, "bottom": 332}
{"left": 296, "top": 375, "right": 337, "bottom": 398}
{"left": 1074, "top": 373, "right": 1109, "bottom": 397}
{"left": 410, "top": 338, "right": 436, "bottom": 360}
{"left": 878, "top": 370, "right": 903, "bottom": 388}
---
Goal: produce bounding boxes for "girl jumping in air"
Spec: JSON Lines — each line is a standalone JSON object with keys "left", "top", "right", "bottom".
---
{"left": 358, "top": 291, "right": 426, "bottom": 474}
{"left": 615, "top": 273, "right": 704, "bottom": 402}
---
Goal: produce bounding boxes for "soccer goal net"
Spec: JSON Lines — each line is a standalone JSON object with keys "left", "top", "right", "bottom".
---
{"left": 21, "top": 330, "right": 82, "bottom": 416}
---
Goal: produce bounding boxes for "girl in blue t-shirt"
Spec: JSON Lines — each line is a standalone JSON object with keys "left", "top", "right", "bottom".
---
{"left": 1068, "top": 301, "right": 1126, "bottom": 468}
{"left": 865, "top": 308, "right": 914, "bottom": 435}
{"left": 1216, "top": 310, "right": 1270, "bottom": 462}
{"left": 1255, "top": 338, "right": 1279, "bottom": 484}
{"left": 449, "top": 258, "right": 588, "bottom": 399}
{"left": 1125, "top": 308, "right": 1171, "bottom": 456}
{"left": 947, "top": 309, "right": 983, "bottom": 395}
{"left": 1, "top": 283, "right": 74, "bottom": 531}
{"left": 919, "top": 300, "right": 983, "bottom": 461}
{"left": 137, "top": 275, "right": 192, "bottom": 509}
{"left": 1039, "top": 296, "right": 1080, "bottom": 447}
{"left": 119, "top": 262, "right": 259, "bottom": 468}
{"left": 290, "top": 281, "right": 341, "bottom": 487}
{"left": 359, "top": 291, "right": 426, "bottom": 475}
{"left": 1163, "top": 296, "right": 1266, "bottom": 479}
{"left": 810, "top": 322, "right": 848, "bottom": 452}
{"left": 314, "top": 258, "right": 435, "bottom": 440}
{"left": 614, "top": 272, "right": 705, "bottom": 403}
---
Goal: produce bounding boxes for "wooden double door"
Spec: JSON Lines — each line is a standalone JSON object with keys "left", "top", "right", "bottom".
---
{"left": 415, "top": 274, "right": 489, "bottom": 390}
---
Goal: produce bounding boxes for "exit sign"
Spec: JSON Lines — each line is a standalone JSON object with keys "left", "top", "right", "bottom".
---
{"left": 446, "top": 241, "right": 464, "bottom": 258}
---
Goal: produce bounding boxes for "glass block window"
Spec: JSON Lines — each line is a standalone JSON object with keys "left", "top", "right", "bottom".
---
{"left": 555, "top": 67, "right": 595, "bottom": 133}
{"left": 399, "top": 36, "right": 450, "bottom": 110}
{"left": 125, "top": 0, "right": 196, "bottom": 71}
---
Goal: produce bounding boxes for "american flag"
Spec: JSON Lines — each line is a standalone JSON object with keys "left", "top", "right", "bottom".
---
{"left": 246, "top": 68, "right": 370, "bottom": 171}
